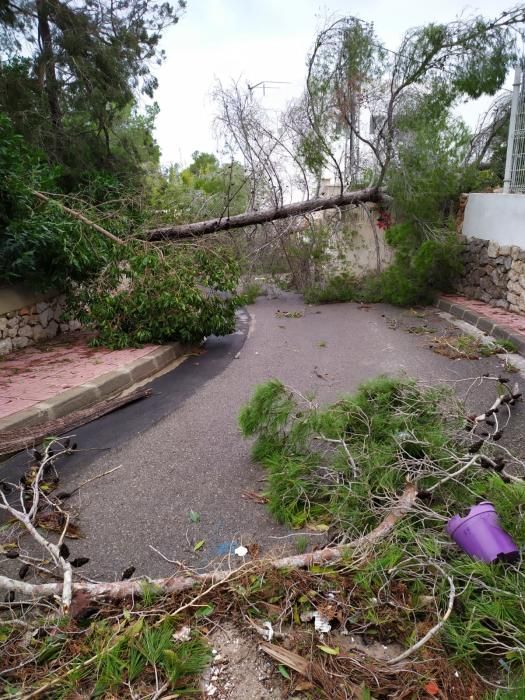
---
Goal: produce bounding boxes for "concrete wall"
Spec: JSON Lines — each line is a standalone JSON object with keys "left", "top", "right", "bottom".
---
{"left": 463, "top": 193, "right": 525, "bottom": 247}
{"left": 0, "top": 286, "right": 80, "bottom": 356}
{"left": 320, "top": 203, "right": 393, "bottom": 279}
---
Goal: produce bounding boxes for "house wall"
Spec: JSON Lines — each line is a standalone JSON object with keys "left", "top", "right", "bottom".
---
{"left": 0, "top": 286, "right": 80, "bottom": 356}
{"left": 462, "top": 193, "right": 525, "bottom": 247}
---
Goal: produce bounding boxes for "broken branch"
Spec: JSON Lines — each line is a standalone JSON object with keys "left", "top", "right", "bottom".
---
{"left": 32, "top": 190, "right": 125, "bottom": 246}
{"left": 0, "top": 484, "right": 417, "bottom": 603}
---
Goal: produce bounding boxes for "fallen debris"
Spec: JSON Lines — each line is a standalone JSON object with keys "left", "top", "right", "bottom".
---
{"left": 275, "top": 310, "right": 303, "bottom": 318}
{"left": 430, "top": 334, "right": 517, "bottom": 360}
{"left": 0, "top": 386, "right": 153, "bottom": 457}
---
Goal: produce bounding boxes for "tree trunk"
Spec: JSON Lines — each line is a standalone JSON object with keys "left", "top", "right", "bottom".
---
{"left": 36, "top": 0, "right": 63, "bottom": 142}
{"left": 147, "top": 186, "right": 384, "bottom": 241}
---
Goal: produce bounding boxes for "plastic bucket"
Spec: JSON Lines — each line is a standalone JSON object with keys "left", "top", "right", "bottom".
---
{"left": 446, "top": 501, "right": 519, "bottom": 563}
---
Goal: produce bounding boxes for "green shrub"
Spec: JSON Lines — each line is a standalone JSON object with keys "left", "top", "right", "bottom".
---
{"left": 375, "top": 224, "right": 463, "bottom": 305}
{"left": 304, "top": 272, "right": 356, "bottom": 304}
{"left": 239, "top": 280, "right": 264, "bottom": 305}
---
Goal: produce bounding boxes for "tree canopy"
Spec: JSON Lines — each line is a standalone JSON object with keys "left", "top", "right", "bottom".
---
{"left": 0, "top": 0, "right": 185, "bottom": 187}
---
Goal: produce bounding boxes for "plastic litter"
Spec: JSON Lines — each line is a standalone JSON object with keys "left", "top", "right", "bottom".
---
{"left": 262, "top": 621, "right": 274, "bottom": 641}
{"left": 446, "top": 501, "right": 519, "bottom": 563}
{"left": 300, "top": 610, "right": 332, "bottom": 633}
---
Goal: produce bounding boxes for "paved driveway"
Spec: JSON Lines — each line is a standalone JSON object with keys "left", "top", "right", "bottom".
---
{"left": 3, "top": 293, "right": 524, "bottom": 580}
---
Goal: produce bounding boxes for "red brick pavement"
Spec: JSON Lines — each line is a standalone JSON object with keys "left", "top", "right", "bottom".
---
{"left": 0, "top": 333, "right": 158, "bottom": 420}
{"left": 442, "top": 295, "right": 525, "bottom": 338}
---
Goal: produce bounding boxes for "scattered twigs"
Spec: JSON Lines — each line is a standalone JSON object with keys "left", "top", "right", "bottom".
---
{"left": 67, "top": 465, "right": 123, "bottom": 497}
{"left": 32, "top": 190, "right": 125, "bottom": 246}
{"left": 427, "top": 454, "right": 479, "bottom": 493}
{"left": 387, "top": 561, "right": 455, "bottom": 665}
{"left": 0, "top": 485, "right": 418, "bottom": 604}
{"left": 318, "top": 433, "right": 358, "bottom": 478}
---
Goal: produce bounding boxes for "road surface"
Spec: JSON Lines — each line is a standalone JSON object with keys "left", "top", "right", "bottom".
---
{"left": 2, "top": 293, "right": 524, "bottom": 580}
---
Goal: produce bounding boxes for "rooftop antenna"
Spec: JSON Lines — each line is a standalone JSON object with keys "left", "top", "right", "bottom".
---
{"left": 247, "top": 80, "right": 290, "bottom": 97}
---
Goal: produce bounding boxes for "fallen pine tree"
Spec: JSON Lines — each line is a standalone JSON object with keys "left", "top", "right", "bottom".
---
{"left": 146, "top": 186, "right": 384, "bottom": 241}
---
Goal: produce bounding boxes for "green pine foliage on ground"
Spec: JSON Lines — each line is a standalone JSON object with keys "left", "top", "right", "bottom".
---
{"left": 239, "top": 375, "right": 525, "bottom": 693}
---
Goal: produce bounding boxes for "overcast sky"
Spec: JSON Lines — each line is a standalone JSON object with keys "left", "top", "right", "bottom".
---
{"left": 153, "top": 0, "right": 517, "bottom": 167}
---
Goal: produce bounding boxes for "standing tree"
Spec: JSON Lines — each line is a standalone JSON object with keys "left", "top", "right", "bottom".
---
{"left": 0, "top": 0, "right": 186, "bottom": 186}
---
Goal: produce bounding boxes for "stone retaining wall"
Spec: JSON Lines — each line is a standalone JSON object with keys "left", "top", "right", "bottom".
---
{"left": 0, "top": 293, "right": 80, "bottom": 355}
{"left": 457, "top": 236, "right": 525, "bottom": 314}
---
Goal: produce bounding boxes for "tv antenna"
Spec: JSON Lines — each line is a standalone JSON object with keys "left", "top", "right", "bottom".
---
{"left": 247, "top": 80, "right": 290, "bottom": 97}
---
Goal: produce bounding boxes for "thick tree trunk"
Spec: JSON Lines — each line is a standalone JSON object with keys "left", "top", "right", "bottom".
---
{"left": 147, "top": 186, "right": 384, "bottom": 241}
{"left": 36, "top": 0, "right": 63, "bottom": 141}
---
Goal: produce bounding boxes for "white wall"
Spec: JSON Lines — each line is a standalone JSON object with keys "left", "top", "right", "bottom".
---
{"left": 463, "top": 193, "right": 525, "bottom": 247}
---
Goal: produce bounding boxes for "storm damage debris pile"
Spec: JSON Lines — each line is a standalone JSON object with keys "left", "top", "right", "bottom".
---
{"left": 0, "top": 374, "right": 524, "bottom": 698}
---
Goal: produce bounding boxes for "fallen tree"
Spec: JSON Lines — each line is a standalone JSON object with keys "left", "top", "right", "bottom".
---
{"left": 1, "top": 376, "right": 524, "bottom": 698}
{"left": 146, "top": 186, "right": 384, "bottom": 240}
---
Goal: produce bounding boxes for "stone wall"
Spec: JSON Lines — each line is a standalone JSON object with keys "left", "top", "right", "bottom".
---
{"left": 0, "top": 292, "right": 80, "bottom": 356}
{"left": 457, "top": 236, "right": 525, "bottom": 313}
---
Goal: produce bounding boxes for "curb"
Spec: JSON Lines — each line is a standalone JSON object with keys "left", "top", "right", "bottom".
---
{"left": 0, "top": 343, "right": 184, "bottom": 433}
{"left": 435, "top": 298, "right": 525, "bottom": 356}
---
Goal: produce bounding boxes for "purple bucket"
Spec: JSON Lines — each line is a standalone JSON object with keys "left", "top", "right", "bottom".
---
{"left": 446, "top": 501, "right": 519, "bottom": 563}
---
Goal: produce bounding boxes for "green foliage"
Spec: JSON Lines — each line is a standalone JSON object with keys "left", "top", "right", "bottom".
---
{"left": 376, "top": 224, "right": 464, "bottom": 305}
{"left": 304, "top": 273, "right": 356, "bottom": 304}
{"left": 388, "top": 114, "right": 477, "bottom": 229}
{"left": 72, "top": 243, "right": 242, "bottom": 348}
{"left": 88, "top": 618, "right": 210, "bottom": 697}
{"left": 295, "top": 534, "right": 309, "bottom": 554}
{"left": 494, "top": 338, "right": 518, "bottom": 353}
{"left": 240, "top": 374, "right": 525, "bottom": 675}
{"left": 239, "top": 376, "right": 457, "bottom": 530}
{"left": 0, "top": 112, "right": 113, "bottom": 289}
{"left": 239, "top": 281, "right": 264, "bottom": 305}
{"left": 0, "top": 1, "right": 184, "bottom": 187}
{"left": 144, "top": 151, "right": 249, "bottom": 233}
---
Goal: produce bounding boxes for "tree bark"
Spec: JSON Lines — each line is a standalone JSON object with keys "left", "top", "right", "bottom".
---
{"left": 147, "top": 186, "right": 384, "bottom": 241}
{"left": 36, "top": 0, "right": 63, "bottom": 141}
{"left": 0, "top": 484, "right": 417, "bottom": 603}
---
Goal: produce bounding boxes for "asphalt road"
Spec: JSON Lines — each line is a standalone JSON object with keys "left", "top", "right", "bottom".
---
{"left": 2, "top": 293, "right": 524, "bottom": 580}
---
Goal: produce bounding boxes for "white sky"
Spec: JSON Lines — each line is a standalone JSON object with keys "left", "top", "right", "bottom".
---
{"left": 154, "top": 0, "right": 518, "bottom": 167}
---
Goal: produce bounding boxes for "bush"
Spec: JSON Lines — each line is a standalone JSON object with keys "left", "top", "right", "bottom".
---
{"left": 72, "top": 244, "right": 243, "bottom": 348}
{"left": 380, "top": 225, "right": 463, "bottom": 305}
{"left": 0, "top": 113, "right": 114, "bottom": 290}
{"left": 239, "top": 281, "right": 264, "bottom": 305}
{"left": 303, "top": 272, "right": 356, "bottom": 304}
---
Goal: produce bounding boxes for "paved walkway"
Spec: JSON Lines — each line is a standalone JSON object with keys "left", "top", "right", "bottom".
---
{"left": 0, "top": 333, "right": 158, "bottom": 420}
{"left": 439, "top": 294, "right": 525, "bottom": 352}
{"left": 3, "top": 294, "right": 522, "bottom": 580}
